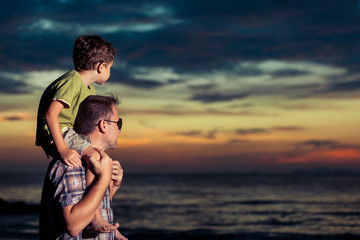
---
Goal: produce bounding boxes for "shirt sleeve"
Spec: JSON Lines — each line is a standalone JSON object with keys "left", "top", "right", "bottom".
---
{"left": 53, "top": 78, "right": 82, "bottom": 109}
{"left": 63, "top": 128, "right": 91, "bottom": 155}
{"left": 57, "top": 166, "right": 86, "bottom": 208}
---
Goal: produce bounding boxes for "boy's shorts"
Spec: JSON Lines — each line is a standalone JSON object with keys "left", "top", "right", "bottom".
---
{"left": 41, "top": 127, "right": 91, "bottom": 159}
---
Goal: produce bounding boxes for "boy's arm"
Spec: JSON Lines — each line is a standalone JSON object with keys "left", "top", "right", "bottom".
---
{"left": 62, "top": 149, "right": 112, "bottom": 237}
{"left": 82, "top": 147, "right": 98, "bottom": 189}
{"left": 45, "top": 100, "right": 81, "bottom": 166}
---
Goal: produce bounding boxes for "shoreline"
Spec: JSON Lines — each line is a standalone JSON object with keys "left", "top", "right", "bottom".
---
{"left": 1, "top": 229, "right": 359, "bottom": 240}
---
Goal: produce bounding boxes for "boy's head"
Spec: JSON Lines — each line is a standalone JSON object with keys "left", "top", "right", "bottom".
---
{"left": 72, "top": 35, "right": 117, "bottom": 72}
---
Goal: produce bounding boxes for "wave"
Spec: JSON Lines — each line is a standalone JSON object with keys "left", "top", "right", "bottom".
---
{"left": 0, "top": 198, "right": 40, "bottom": 214}
{"left": 1, "top": 228, "right": 359, "bottom": 240}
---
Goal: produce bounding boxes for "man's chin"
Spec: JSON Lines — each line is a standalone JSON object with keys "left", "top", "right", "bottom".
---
{"left": 108, "top": 145, "right": 117, "bottom": 150}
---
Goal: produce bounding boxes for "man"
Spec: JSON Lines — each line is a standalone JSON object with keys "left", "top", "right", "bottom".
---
{"left": 39, "top": 95, "right": 127, "bottom": 240}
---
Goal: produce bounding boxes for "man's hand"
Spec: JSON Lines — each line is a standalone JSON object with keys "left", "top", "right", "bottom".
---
{"left": 87, "top": 148, "right": 113, "bottom": 183}
{"left": 112, "top": 161, "right": 123, "bottom": 188}
{"left": 60, "top": 148, "right": 82, "bottom": 167}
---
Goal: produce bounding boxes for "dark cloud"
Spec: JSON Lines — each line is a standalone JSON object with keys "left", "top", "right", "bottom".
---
{"left": 227, "top": 138, "right": 249, "bottom": 144}
{"left": 119, "top": 77, "right": 164, "bottom": 89}
{"left": 236, "top": 128, "right": 269, "bottom": 135}
{"left": 272, "top": 69, "right": 310, "bottom": 78}
{"left": 229, "top": 102, "right": 255, "bottom": 108}
{"left": 300, "top": 140, "right": 341, "bottom": 148}
{"left": 0, "top": 76, "right": 31, "bottom": 94}
{"left": 234, "top": 67, "right": 264, "bottom": 77}
{"left": 177, "top": 130, "right": 203, "bottom": 137}
{"left": 190, "top": 92, "right": 249, "bottom": 103}
{"left": 205, "top": 130, "right": 218, "bottom": 139}
{"left": 110, "top": 69, "right": 165, "bottom": 89}
{"left": 173, "top": 129, "right": 219, "bottom": 139}
{"left": 170, "top": 126, "right": 304, "bottom": 139}
{"left": 187, "top": 84, "right": 216, "bottom": 91}
{"left": 272, "top": 126, "right": 306, "bottom": 131}
{"left": 328, "top": 79, "right": 360, "bottom": 91}
{"left": 1, "top": 0, "right": 360, "bottom": 98}
{"left": 3, "top": 116, "right": 23, "bottom": 121}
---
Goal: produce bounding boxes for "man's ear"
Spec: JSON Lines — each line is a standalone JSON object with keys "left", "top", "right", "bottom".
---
{"left": 98, "top": 119, "right": 107, "bottom": 133}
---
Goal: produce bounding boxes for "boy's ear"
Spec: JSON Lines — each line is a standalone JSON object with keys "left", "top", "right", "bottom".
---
{"left": 97, "top": 62, "right": 106, "bottom": 74}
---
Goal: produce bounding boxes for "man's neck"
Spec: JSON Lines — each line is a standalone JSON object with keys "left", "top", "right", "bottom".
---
{"left": 88, "top": 134, "right": 105, "bottom": 151}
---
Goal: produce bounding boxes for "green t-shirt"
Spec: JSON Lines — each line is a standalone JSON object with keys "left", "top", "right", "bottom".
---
{"left": 36, "top": 70, "right": 96, "bottom": 146}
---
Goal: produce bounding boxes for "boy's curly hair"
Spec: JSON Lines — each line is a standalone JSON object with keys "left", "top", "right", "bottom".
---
{"left": 72, "top": 35, "right": 117, "bottom": 71}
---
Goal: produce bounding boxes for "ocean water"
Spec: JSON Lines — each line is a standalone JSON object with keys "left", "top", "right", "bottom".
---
{"left": 0, "top": 172, "right": 360, "bottom": 240}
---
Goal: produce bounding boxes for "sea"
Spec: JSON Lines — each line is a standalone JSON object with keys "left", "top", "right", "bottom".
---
{"left": 0, "top": 171, "right": 360, "bottom": 240}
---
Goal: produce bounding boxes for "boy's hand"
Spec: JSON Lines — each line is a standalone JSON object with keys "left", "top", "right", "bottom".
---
{"left": 112, "top": 161, "right": 123, "bottom": 188}
{"left": 60, "top": 148, "right": 82, "bottom": 167}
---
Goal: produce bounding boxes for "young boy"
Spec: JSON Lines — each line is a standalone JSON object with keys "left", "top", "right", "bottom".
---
{"left": 36, "top": 35, "right": 116, "bottom": 166}
{"left": 36, "top": 35, "right": 120, "bottom": 236}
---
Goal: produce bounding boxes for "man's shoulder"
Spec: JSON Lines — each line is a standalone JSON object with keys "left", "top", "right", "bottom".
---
{"left": 47, "top": 158, "right": 85, "bottom": 182}
{"left": 63, "top": 128, "right": 92, "bottom": 155}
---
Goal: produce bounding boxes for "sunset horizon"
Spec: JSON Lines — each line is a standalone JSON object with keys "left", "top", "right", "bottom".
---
{"left": 0, "top": 0, "right": 359, "bottom": 173}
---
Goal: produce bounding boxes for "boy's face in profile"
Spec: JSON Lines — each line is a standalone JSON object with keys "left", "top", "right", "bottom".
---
{"left": 96, "top": 61, "right": 113, "bottom": 85}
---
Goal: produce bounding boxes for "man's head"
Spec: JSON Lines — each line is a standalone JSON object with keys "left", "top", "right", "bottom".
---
{"left": 72, "top": 35, "right": 117, "bottom": 72}
{"left": 74, "top": 95, "right": 121, "bottom": 150}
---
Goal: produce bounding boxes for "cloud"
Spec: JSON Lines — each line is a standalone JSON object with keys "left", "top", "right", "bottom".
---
{"left": 170, "top": 125, "right": 307, "bottom": 140}
{"left": 0, "top": 70, "right": 67, "bottom": 94}
{"left": 172, "top": 129, "right": 219, "bottom": 139}
{"left": 272, "top": 126, "right": 306, "bottom": 131}
{"left": 0, "top": 78, "right": 30, "bottom": 94}
{"left": 2, "top": 116, "right": 23, "bottom": 121}
{"left": 328, "top": 79, "right": 360, "bottom": 92}
{"left": 22, "top": 18, "right": 169, "bottom": 35}
{"left": 271, "top": 69, "right": 310, "bottom": 78}
{"left": 0, "top": 72, "right": 32, "bottom": 94}
{"left": 176, "top": 130, "right": 203, "bottom": 137}
{"left": 235, "top": 128, "right": 269, "bottom": 135}
{"left": 300, "top": 140, "right": 339, "bottom": 148}
{"left": 298, "top": 139, "right": 356, "bottom": 149}
{"left": 190, "top": 92, "right": 249, "bottom": 103}
{"left": 118, "top": 77, "right": 165, "bottom": 89}
{"left": 0, "top": 114, "right": 33, "bottom": 121}
{"left": 227, "top": 138, "right": 250, "bottom": 144}
{"left": 1, "top": 0, "right": 360, "bottom": 104}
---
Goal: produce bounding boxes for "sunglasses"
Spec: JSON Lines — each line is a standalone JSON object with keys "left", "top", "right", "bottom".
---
{"left": 101, "top": 118, "right": 123, "bottom": 130}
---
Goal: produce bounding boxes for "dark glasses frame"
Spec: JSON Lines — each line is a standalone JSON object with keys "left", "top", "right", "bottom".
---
{"left": 98, "top": 118, "right": 123, "bottom": 130}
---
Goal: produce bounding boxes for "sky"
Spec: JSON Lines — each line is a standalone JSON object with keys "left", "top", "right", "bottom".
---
{"left": 0, "top": 0, "right": 359, "bottom": 173}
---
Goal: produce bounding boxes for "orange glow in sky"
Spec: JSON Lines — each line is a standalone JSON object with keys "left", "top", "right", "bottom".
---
{"left": 1, "top": 2, "right": 360, "bottom": 173}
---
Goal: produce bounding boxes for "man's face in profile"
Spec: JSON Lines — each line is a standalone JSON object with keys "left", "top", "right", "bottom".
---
{"left": 105, "top": 105, "right": 121, "bottom": 150}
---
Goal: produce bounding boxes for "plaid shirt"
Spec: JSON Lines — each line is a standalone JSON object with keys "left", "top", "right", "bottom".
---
{"left": 39, "top": 129, "right": 114, "bottom": 240}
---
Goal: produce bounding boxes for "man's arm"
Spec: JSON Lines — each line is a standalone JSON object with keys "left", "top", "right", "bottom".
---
{"left": 82, "top": 148, "right": 120, "bottom": 237}
{"left": 62, "top": 149, "right": 112, "bottom": 237}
